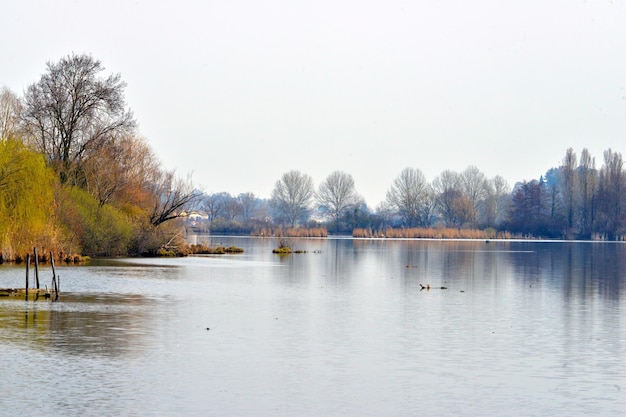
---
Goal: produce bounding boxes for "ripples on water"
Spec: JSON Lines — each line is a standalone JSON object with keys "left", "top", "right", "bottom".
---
{"left": 0, "top": 238, "right": 624, "bottom": 416}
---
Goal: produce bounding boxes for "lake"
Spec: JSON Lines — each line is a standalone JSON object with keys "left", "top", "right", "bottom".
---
{"left": 0, "top": 237, "right": 624, "bottom": 416}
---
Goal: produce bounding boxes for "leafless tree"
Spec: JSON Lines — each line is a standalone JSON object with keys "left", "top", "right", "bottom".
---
{"left": 490, "top": 175, "right": 511, "bottom": 226}
{"left": 596, "top": 148, "right": 625, "bottom": 238}
{"left": 576, "top": 148, "right": 596, "bottom": 237}
{"left": 22, "top": 53, "right": 135, "bottom": 183}
{"left": 271, "top": 170, "right": 315, "bottom": 227}
{"left": 148, "top": 169, "right": 200, "bottom": 227}
{"left": 238, "top": 192, "right": 258, "bottom": 222}
{"left": 202, "top": 193, "right": 228, "bottom": 223}
{"left": 0, "top": 86, "right": 22, "bottom": 141}
{"left": 561, "top": 148, "right": 577, "bottom": 229}
{"left": 386, "top": 167, "right": 429, "bottom": 227}
{"left": 375, "top": 201, "right": 395, "bottom": 230}
{"left": 82, "top": 134, "right": 158, "bottom": 206}
{"left": 432, "top": 170, "right": 463, "bottom": 226}
{"left": 460, "top": 165, "right": 487, "bottom": 226}
{"left": 223, "top": 194, "right": 243, "bottom": 221}
{"left": 480, "top": 175, "right": 510, "bottom": 227}
{"left": 317, "top": 171, "right": 358, "bottom": 230}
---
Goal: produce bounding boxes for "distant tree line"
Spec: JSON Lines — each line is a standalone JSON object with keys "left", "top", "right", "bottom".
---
{"left": 508, "top": 148, "right": 625, "bottom": 240}
{"left": 193, "top": 148, "right": 626, "bottom": 241}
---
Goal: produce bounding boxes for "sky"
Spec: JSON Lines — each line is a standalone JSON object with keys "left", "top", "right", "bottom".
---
{"left": 1, "top": 0, "right": 625, "bottom": 207}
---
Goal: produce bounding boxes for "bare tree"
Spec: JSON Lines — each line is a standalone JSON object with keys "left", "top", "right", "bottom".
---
{"left": 561, "top": 147, "right": 577, "bottom": 230}
{"left": 481, "top": 175, "right": 510, "bottom": 228}
{"left": 317, "top": 171, "right": 358, "bottom": 231}
{"left": 22, "top": 53, "right": 135, "bottom": 183}
{"left": 0, "top": 86, "right": 22, "bottom": 141}
{"left": 148, "top": 170, "right": 200, "bottom": 227}
{"left": 596, "top": 148, "right": 625, "bottom": 238}
{"left": 271, "top": 170, "right": 315, "bottom": 227}
{"left": 82, "top": 134, "right": 158, "bottom": 206}
{"left": 202, "top": 192, "right": 228, "bottom": 223}
{"left": 508, "top": 179, "right": 552, "bottom": 235}
{"left": 432, "top": 170, "right": 463, "bottom": 226}
{"left": 223, "top": 194, "right": 243, "bottom": 221}
{"left": 386, "top": 167, "right": 429, "bottom": 227}
{"left": 489, "top": 175, "right": 511, "bottom": 226}
{"left": 238, "top": 192, "right": 258, "bottom": 222}
{"left": 375, "top": 201, "right": 395, "bottom": 230}
{"left": 460, "top": 165, "right": 487, "bottom": 226}
{"left": 577, "top": 148, "right": 596, "bottom": 237}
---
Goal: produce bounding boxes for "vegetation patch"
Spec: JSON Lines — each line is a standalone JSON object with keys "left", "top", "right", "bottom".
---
{"left": 353, "top": 227, "right": 511, "bottom": 240}
{"left": 272, "top": 239, "right": 295, "bottom": 254}
{"left": 187, "top": 244, "right": 244, "bottom": 255}
{"left": 253, "top": 227, "right": 328, "bottom": 238}
{"left": 272, "top": 246, "right": 293, "bottom": 254}
{"left": 63, "top": 254, "right": 90, "bottom": 263}
{"left": 270, "top": 239, "right": 314, "bottom": 254}
{"left": 224, "top": 246, "right": 244, "bottom": 253}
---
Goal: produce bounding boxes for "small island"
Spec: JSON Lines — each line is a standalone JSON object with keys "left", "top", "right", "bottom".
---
{"left": 272, "top": 239, "right": 312, "bottom": 254}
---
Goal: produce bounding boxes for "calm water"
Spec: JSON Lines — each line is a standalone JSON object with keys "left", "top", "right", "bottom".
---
{"left": 0, "top": 238, "right": 624, "bottom": 416}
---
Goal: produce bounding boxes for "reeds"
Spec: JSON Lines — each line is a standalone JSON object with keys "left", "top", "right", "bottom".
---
{"left": 252, "top": 227, "right": 328, "bottom": 238}
{"left": 352, "top": 227, "right": 512, "bottom": 240}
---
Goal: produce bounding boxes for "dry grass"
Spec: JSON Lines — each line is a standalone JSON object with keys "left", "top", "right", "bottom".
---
{"left": 252, "top": 227, "right": 328, "bottom": 238}
{"left": 353, "top": 227, "right": 512, "bottom": 240}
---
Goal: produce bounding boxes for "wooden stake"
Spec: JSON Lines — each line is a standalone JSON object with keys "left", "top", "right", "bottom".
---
{"left": 50, "top": 251, "right": 59, "bottom": 300}
{"left": 25, "top": 254, "right": 30, "bottom": 301}
{"left": 34, "top": 247, "right": 40, "bottom": 289}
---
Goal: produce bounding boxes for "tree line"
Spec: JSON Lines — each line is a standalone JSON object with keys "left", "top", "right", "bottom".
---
{"left": 1, "top": 54, "right": 197, "bottom": 260}
{"left": 196, "top": 149, "right": 626, "bottom": 241}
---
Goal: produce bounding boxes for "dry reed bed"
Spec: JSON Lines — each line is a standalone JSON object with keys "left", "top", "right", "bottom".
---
{"left": 252, "top": 227, "right": 328, "bottom": 238}
{"left": 352, "top": 227, "right": 512, "bottom": 240}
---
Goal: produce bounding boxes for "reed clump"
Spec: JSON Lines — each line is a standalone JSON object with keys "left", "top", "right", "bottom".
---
{"left": 252, "top": 227, "right": 328, "bottom": 238}
{"left": 353, "top": 227, "right": 511, "bottom": 240}
{"left": 187, "top": 244, "right": 244, "bottom": 255}
{"left": 272, "top": 238, "right": 299, "bottom": 254}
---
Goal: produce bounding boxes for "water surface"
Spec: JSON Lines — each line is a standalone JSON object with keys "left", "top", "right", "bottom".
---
{"left": 0, "top": 238, "right": 624, "bottom": 416}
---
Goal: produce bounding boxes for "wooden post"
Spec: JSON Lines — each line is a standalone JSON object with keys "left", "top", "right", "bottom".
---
{"left": 50, "top": 252, "right": 58, "bottom": 301}
{"left": 25, "top": 254, "right": 30, "bottom": 301}
{"left": 34, "top": 247, "right": 40, "bottom": 289}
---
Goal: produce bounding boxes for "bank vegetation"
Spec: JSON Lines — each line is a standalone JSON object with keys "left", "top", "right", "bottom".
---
{"left": 1, "top": 54, "right": 198, "bottom": 261}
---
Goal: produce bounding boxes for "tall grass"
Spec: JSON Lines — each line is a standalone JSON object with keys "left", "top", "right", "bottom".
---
{"left": 252, "top": 227, "right": 328, "bottom": 238}
{"left": 353, "top": 227, "right": 512, "bottom": 240}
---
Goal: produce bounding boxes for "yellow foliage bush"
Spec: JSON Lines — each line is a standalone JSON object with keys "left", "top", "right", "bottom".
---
{"left": 0, "top": 139, "right": 58, "bottom": 260}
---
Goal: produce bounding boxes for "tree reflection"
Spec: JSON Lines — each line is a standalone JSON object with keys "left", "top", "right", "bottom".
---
{"left": 0, "top": 294, "right": 150, "bottom": 357}
{"left": 507, "top": 242, "right": 625, "bottom": 301}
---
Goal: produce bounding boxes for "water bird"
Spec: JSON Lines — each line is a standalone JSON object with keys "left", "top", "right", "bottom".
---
{"left": 420, "top": 283, "right": 447, "bottom": 290}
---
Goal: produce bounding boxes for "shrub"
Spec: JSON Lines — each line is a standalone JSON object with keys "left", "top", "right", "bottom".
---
{"left": 273, "top": 238, "right": 292, "bottom": 254}
{"left": 56, "top": 186, "right": 134, "bottom": 256}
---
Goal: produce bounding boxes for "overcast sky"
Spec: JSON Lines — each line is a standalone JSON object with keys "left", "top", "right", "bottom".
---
{"left": 1, "top": 0, "right": 625, "bottom": 206}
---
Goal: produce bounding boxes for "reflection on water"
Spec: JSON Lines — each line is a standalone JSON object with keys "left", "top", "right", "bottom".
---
{"left": 0, "top": 238, "right": 624, "bottom": 417}
{"left": 0, "top": 294, "right": 153, "bottom": 357}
